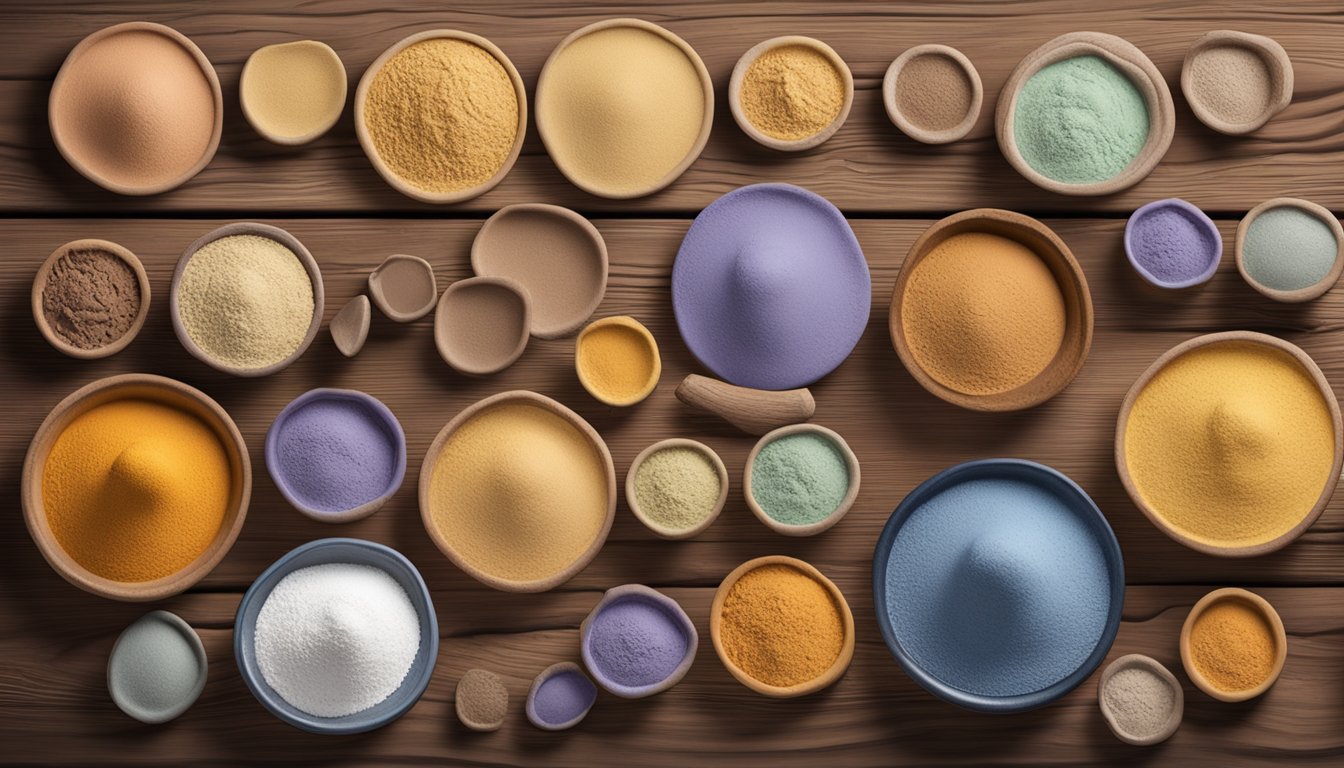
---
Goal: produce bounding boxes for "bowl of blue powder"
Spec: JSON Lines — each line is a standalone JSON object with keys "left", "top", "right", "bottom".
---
{"left": 1236, "top": 197, "right": 1344, "bottom": 303}
{"left": 580, "top": 584, "right": 698, "bottom": 699}
{"left": 872, "top": 458, "right": 1124, "bottom": 712}
{"left": 266, "top": 388, "right": 406, "bottom": 523}
{"left": 744, "top": 423, "right": 860, "bottom": 537}
{"left": 1124, "top": 198, "right": 1223, "bottom": 290}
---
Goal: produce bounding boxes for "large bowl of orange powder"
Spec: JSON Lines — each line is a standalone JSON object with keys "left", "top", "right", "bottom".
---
{"left": 22, "top": 374, "right": 251, "bottom": 601}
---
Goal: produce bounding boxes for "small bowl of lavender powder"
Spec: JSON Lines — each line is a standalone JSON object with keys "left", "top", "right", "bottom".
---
{"left": 1124, "top": 198, "right": 1222, "bottom": 290}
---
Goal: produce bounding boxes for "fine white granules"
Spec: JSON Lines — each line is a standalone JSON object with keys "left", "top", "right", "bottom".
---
{"left": 254, "top": 562, "right": 420, "bottom": 718}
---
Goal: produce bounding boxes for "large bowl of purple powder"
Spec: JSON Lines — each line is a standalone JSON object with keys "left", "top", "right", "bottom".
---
{"left": 1124, "top": 198, "right": 1222, "bottom": 290}
{"left": 580, "top": 584, "right": 698, "bottom": 699}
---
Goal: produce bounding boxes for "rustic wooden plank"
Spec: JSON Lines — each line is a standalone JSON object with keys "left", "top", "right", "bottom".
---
{"left": 2, "top": 1, "right": 1343, "bottom": 214}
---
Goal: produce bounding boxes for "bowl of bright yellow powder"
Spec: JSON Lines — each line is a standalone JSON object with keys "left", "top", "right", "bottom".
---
{"left": 419, "top": 390, "right": 616, "bottom": 593}
{"left": 1117, "top": 331, "right": 1342, "bottom": 557}
{"left": 22, "top": 374, "right": 251, "bottom": 601}
{"left": 729, "top": 36, "right": 854, "bottom": 152}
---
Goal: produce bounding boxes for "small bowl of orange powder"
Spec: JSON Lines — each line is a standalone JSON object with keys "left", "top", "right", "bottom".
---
{"left": 1180, "top": 587, "right": 1287, "bottom": 702}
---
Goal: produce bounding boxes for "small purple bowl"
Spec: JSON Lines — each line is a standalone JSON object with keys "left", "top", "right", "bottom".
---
{"left": 580, "top": 585, "right": 697, "bottom": 699}
{"left": 1124, "top": 198, "right": 1222, "bottom": 290}
{"left": 265, "top": 388, "right": 406, "bottom": 523}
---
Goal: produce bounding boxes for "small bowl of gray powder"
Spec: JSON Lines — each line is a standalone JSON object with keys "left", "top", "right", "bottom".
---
{"left": 1098, "top": 653, "right": 1183, "bottom": 746}
{"left": 33, "top": 238, "right": 150, "bottom": 359}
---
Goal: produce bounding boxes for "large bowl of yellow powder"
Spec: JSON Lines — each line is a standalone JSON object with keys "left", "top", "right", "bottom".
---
{"left": 1117, "top": 332, "right": 1342, "bottom": 556}
{"left": 419, "top": 391, "right": 616, "bottom": 592}
{"left": 22, "top": 374, "right": 251, "bottom": 601}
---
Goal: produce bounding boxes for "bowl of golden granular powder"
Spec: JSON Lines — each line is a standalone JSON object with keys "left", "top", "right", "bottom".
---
{"left": 729, "top": 36, "right": 853, "bottom": 152}
{"left": 1180, "top": 587, "right": 1287, "bottom": 702}
{"left": 356, "top": 30, "right": 526, "bottom": 204}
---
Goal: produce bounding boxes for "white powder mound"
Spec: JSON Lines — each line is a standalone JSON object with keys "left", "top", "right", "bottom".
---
{"left": 254, "top": 562, "right": 421, "bottom": 718}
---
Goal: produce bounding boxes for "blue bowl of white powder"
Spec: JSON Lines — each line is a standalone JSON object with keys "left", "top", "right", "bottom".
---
{"left": 234, "top": 538, "right": 439, "bottom": 734}
{"left": 872, "top": 459, "right": 1124, "bottom": 713}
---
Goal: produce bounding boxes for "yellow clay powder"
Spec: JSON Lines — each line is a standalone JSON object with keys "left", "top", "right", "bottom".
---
{"left": 1125, "top": 341, "right": 1336, "bottom": 548}
{"left": 241, "top": 40, "right": 347, "bottom": 142}
{"left": 577, "top": 318, "right": 660, "bottom": 405}
{"left": 740, "top": 44, "right": 845, "bottom": 141}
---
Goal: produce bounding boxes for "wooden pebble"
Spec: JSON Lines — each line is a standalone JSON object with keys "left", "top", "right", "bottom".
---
{"left": 675, "top": 374, "right": 815, "bottom": 435}
{"left": 329, "top": 295, "right": 370, "bottom": 357}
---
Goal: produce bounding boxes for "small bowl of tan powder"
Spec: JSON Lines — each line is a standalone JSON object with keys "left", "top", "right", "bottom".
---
{"left": 1182, "top": 30, "right": 1293, "bottom": 136}
{"left": 730, "top": 36, "right": 853, "bottom": 152}
{"left": 33, "top": 238, "right": 150, "bottom": 359}
{"left": 883, "top": 44, "right": 983, "bottom": 145}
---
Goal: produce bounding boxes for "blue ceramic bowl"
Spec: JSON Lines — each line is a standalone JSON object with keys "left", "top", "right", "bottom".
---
{"left": 871, "top": 459, "right": 1124, "bottom": 713}
{"left": 1124, "top": 198, "right": 1222, "bottom": 290}
{"left": 234, "top": 538, "right": 439, "bottom": 734}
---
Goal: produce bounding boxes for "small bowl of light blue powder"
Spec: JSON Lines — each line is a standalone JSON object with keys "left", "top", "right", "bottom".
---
{"left": 1236, "top": 197, "right": 1344, "bottom": 303}
{"left": 1124, "top": 198, "right": 1223, "bottom": 290}
{"left": 744, "top": 424, "right": 860, "bottom": 537}
{"left": 872, "top": 458, "right": 1124, "bottom": 713}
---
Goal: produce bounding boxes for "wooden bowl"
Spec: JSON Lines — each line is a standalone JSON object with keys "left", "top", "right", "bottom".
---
{"left": 1180, "top": 588, "right": 1287, "bottom": 702}
{"left": 1235, "top": 197, "right": 1344, "bottom": 303}
{"left": 729, "top": 36, "right": 853, "bottom": 152}
{"left": 418, "top": 390, "right": 616, "bottom": 593}
{"left": 433, "top": 276, "right": 530, "bottom": 376}
{"left": 710, "top": 555, "right": 855, "bottom": 698}
{"left": 1098, "top": 654, "right": 1183, "bottom": 745}
{"left": 575, "top": 315, "right": 662, "bottom": 407}
{"left": 1115, "top": 331, "right": 1343, "bottom": 557}
{"left": 888, "top": 209, "right": 1094, "bottom": 411}
{"left": 1182, "top": 31, "right": 1293, "bottom": 136}
{"left": 744, "top": 424, "right": 859, "bottom": 537}
{"left": 355, "top": 30, "right": 526, "bottom": 204}
{"left": 21, "top": 374, "right": 251, "bottom": 601}
{"left": 882, "top": 44, "right": 982, "bottom": 144}
{"left": 32, "top": 238, "right": 151, "bottom": 359}
{"left": 170, "top": 222, "right": 325, "bottom": 377}
{"left": 625, "top": 438, "right": 729, "bottom": 539}
{"left": 580, "top": 584, "right": 698, "bottom": 698}
{"left": 996, "top": 32, "right": 1175, "bottom": 196}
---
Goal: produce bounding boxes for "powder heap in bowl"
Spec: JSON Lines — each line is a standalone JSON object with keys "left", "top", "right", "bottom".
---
{"left": 241, "top": 40, "right": 347, "bottom": 144}
{"left": 631, "top": 443, "right": 723, "bottom": 534}
{"left": 1099, "top": 656, "right": 1181, "bottom": 745}
{"left": 749, "top": 431, "right": 851, "bottom": 527}
{"left": 893, "top": 50, "right": 976, "bottom": 136}
{"left": 717, "top": 562, "right": 847, "bottom": 689}
{"left": 1125, "top": 199, "right": 1222, "bottom": 288}
{"left": 527, "top": 664, "right": 597, "bottom": 730}
{"left": 738, "top": 42, "right": 847, "bottom": 142}
{"left": 582, "top": 590, "right": 693, "bottom": 696}
{"left": 39, "top": 243, "right": 143, "bottom": 352}
{"left": 1241, "top": 204, "right": 1341, "bottom": 294}
{"left": 1186, "top": 593, "right": 1281, "bottom": 696}
{"left": 576, "top": 316, "right": 661, "bottom": 406}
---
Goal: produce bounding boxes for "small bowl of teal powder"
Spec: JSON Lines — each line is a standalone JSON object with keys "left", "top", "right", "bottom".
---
{"left": 1124, "top": 198, "right": 1223, "bottom": 290}
{"left": 996, "top": 32, "right": 1175, "bottom": 196}
{"left": 1236, "top": 197, "right": 1344, "bottom": 303}
{"left": 744, "top": 424, "right": 859, "bottom": 536}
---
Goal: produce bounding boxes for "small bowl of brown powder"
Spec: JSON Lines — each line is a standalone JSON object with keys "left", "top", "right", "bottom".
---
{"left": 1182, "top": 30, "right": 1293, "bottom": 136}
{"left": 883, "top": 44, "right": 983, "bottom": 145}
{"left": 729, "top": 36, "right": 853, "bottom": 152}
{"left": 32, "top": 238, "right": 150, "bottom": 359}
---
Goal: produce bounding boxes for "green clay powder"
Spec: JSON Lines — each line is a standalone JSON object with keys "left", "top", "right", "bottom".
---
{"left": 1242, "top": 206, "right": 1340, "bottom": 292}
{"left": 1013, "top": 55, "right": 1149, "bottom": 184}
{"left": 750, "top": 433, "right": 849, "bottom": 526}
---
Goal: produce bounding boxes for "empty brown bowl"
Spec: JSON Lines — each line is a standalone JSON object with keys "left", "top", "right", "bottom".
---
{"left": 433, "top": 276, "right": 530, "bottom": 376}
{"left": 32, "top": 238, "right": 151, "bottom": 359}
{"left": 888, "top": 209, "right": 1094, "bottom": 411}
{"left": 1182, "top": 31, "right": 1293, "bottom": 136}
{"left": 744, "top": 424, "right": 859, "bottom": 537}
{"left": 369, "top": 254, "right": 437, "bottom": 322}
{"left": 882, "top": 44, "right": 983, "bottom": 144}
{"left": 1180, "top": 588, "right": 1287, "bottom": 702}
{"left": 729, "top": 36, "right": 854, "bottom": 152}
{"left": 21, "top": 373, "right": 251, "bottom": 601}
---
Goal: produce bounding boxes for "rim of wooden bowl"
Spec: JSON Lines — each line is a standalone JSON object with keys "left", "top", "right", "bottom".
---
{"left": 170, "top": 222, "right": 325, "bottom": 377}
{"left": 882, "top": 43, "right": 983, "bottom": 144}
{"left": 49, "top": 21, "right": 223, "bottom": 196}
{"left": 625, "top": 438, "right": 729, "bottom": 540}
{"left": 354, "top": 29, "right": 527, "bottom": 204}
{"left": 525, "top": 662, "right": 596, "bottom": 731}
{"left": 995, "top": 31, "right": 1175, "bottom": 196}
{"left": 710, "top": 555, "right": 856, "bottom": 698}
{"left": 743, "top": 424, "right": 859, "bottom": 537}
{"left": 887, "top": 208, "right": 1094, "bottom": 412}
{"left": 1234, "top": 197, "right": 1344, "bottom": 303}
{"left": 241, "top": 40, "right": 347, "bottom": 146}
{"left": 728, "top": 35, "right": 854, "bottom": 152}
{"left": 1114, "top": 331, "right": 1344, "bottom": 557}
{"left": 1182, "top": 30, "right": 1293, "bottom": 136}
{"left": 1179, "top": 588, "right": 1288, "bottom": 702}
{"left": 536, "top": 18, "right": 714, "bottom": 199}
{"left": 1098, "top": 653, "right": 1184, "bottom": 745}
{"left": 433, "top": 275, "right": 531, "bottom": 376}
{"left": 21, "top": 373, "right": 252, "bottom": 602}
{"left": 417, "top": 390, "right": 617, "bottom": 593}
{"left": 579, "top": 584, "right": 699, "bottom": 698}
{"left": 369, "top": 253, "right": 438, "bottom": 323}
{"left": 575, "top": 315, "right": 662, "bottom": 407}
{"left": 32, "top": 238, "right": 152, "bottom": 359}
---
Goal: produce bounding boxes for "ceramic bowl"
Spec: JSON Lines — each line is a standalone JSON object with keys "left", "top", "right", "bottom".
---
{"left": 575, "top": 316, "right": 662, "bottom": 407}
{"left": 625, "top": 438, "right": 729, "bottom": 539}
{"left": 1098, "top": 654, "right": 1183, "bottom": 745}
{"left": 170, "top": 222, "right": 325, "bottom": 377}
{"left": 1115, "top": 331, "right": 1343, "bottom": 557}
{"left": 1182, "top": 31, "right": 1293, "bottom": 135}
{"left": 355, "top": 29, "right": 526, "bottom": 204}
{"left": 996, "top": 31, "right": 1175, "bottom": 196}
{"left": 21, "top": 373, "right": 251, "bottom": 601}
{"left": 369, "top": 254, "right": 437, "bottom": 323}
{"left": 240, "top": 40, "right": 347, "bottom": 146}
{"left": 433, "top": 276, "right": 531, "bottom": 376}
{"left": 729, "top": 36, "right": 854, "bottom": 151}
{"left": 580, "top": 584, "right": 698, "bottom": 698}
{"left": 107, "top": 610, "right": 208, "bottom": 724}
{"left": 32, "top": 238, "right": 152, "bottom": 359}
{"left": 1235, "top": 197, "right": 1344, "bottom": 303}
{"left": 872, "top": 459, "right": 1125, "bottom": 713}
{"left": 1124, "top": 198, "right": 1223, "bottom": 290}
{"left": 743, "top": 424, "right": 859, "bottom": 537}
{"left": 265, "top": 388, "right": 407, "bottom": 523}
{"left": 882, "top": 44, "right": 983, "bottom": 144}
{"left": 888, "top": 208, "right": 1094, "bottom": 412}
{"left": 1179, "top": 588, "right": 1287, "bottom": 702}
{"left": 525, "top": 662, "right": 597, "bottom": 731}
{"left": 234, "top": 538, "right": 439, "bottom": 734}
{"left": 710, "top": 555, "right": 855, "bottom": 698}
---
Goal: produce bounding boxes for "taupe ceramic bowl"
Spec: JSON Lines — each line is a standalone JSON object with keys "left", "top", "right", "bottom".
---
{"left": 433, "top": 276, "right": 531, "bottom": 376}
{"left": 1235, "top": 197, "right": 1344, "bottom": 303}
{"left": 882, "top": 44, "right": 983, "bottom": 144}
{"left": 729, "top": 36, "right": 853, "bottom": 152}
{"left": 625, "top": 438, "right": 729, "bottom": 539}
{"left": 1182, "top": 31, "right": 1293, "bottom": 136}
{"left": 744, "top": 424, "right": 859, "bottom": 537}
{"left": 1180, "top": 588, "right": 1287, "bottom": 702}
{"left": 32, "top": 238, "right": 151, "bottom": 360}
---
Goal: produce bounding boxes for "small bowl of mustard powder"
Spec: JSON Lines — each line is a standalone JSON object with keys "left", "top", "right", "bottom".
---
{"left": 730, "top": 36, "right": 853, "bottom": 152}
{"left": 626, "top": 438, "right": 728, "bottom": 539}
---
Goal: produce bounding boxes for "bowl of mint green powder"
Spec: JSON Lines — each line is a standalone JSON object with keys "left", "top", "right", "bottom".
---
{"left": 744, "top": 424, "right": 859, "bottom": 536}
{"left": 997, "top": 32, "right": 1175, "bottom": 196}
{"left": 1236, "top": 197, "right": 1344, "bottom": 303}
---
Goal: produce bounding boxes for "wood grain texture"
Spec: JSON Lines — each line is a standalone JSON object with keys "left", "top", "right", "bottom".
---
{"left": 3, "top": 1, "right": 1344, "bottom": 214}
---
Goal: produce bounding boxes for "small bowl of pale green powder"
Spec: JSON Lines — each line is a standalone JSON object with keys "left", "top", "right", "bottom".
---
{"left": 745, "top": 424, "right": 859, "bottom": 537}
{"left": 1236, "top": 197, "right": 1344, "bottom": 303}
{"left": 626, "top": 438, "right": 728, "bottom": 539}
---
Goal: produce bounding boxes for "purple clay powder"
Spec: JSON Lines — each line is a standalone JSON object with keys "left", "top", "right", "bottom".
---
{"left": 586, "top": 598, "right": 688, "bottom": 688}
{"left": 531, "top": 669, "right": 597, "bottom": 727}
{"left": 1124, "top": 199, "right": 1221, "bottom": 287}
{"left": 273, "top": 397, "right": 399, "bottom": 513}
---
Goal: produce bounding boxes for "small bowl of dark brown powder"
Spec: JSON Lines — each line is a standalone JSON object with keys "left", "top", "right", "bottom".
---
{"left": 883, "top": 44, "right": 983, "bottom": 144}
{"left": 32, "top": 238, "right": 149, "bottom": 359}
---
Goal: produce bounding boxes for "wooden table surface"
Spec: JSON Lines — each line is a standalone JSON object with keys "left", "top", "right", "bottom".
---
{"left": 3, "top": 2, "right": 1343, "bottom": 766}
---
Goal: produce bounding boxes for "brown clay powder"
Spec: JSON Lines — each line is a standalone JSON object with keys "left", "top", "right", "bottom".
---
{"left": 1188, "top": 46, "right": 1272, "bottom": 125}
{"left": 42, "top": 247, "right": 141, "bottom": 350}
{"left": 455, "top": 668, "right": 508, "bottom": 731}
{"left": 895, "top": 54, "right": 973, "bottom": 132}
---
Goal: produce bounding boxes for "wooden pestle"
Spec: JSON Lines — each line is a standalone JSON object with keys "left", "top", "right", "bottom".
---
{"left": 674, "top": 374, "right": 816, "bottom": 435}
